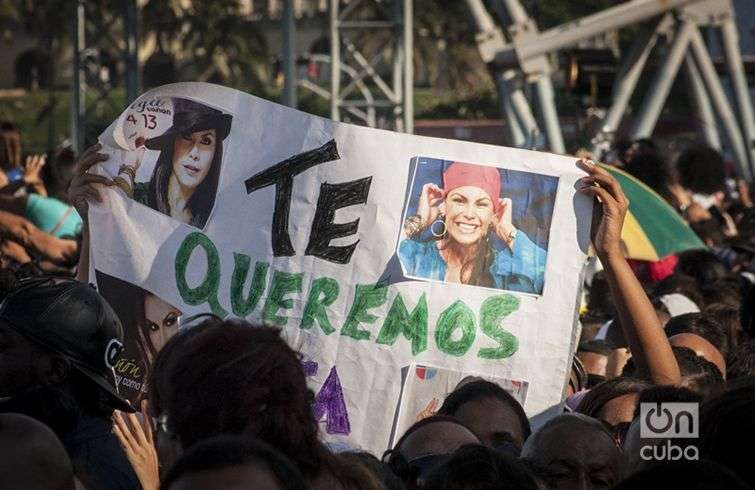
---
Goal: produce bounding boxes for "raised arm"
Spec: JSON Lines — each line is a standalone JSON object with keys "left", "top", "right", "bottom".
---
{"left": 68, "top": 144, "right": 114, "bottom": 283}
{"left": 579, "top": 159, "right": 680, "bottom": 385}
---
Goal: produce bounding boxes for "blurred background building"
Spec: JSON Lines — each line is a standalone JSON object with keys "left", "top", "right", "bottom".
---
{"left": 0, "top": 0, "right": 752, "bottom": 163}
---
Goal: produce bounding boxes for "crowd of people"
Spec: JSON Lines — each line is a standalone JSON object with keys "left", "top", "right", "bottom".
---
{"left": 0, "top": 121, "right": 753, "bottom": 490}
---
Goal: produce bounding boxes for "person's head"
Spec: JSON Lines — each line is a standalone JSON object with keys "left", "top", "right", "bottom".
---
{"left": 159, "top": 319, "right": 324, "bottom": 476}
{"left": 704, "top": 304, "right": 742, "bottom": 351}
{"left": 701, "top": 276, "right": 744, "bottom": 309}
{"left": 690, "top": 218, "right": 727, "bottom": 246}
{"left": 146, "top": 98, "right": 231, "bottom": 228}
{"left": 160, "top": 435, "right": 307, "bottom": 490}
{"left": 437, "top": 380, "right": 530, "bottom": 450}
{"left": 522, "top": 413, "right": 623, "bottom": 490}
{"left": 147, "top": 314, "right": 220, "bottom": 471}
{"left": 674, "top": 346, "right": 724, "bottom": 397}
{"left": 699, "top": 380, "right": 755, "bottom": 488}
{"left": 614, "top": 459, "right": 750, "bottom": 490}
{"left": 664, "top": 313, "right": 728, "bottom": 355}
{"left": 384, "top": 415, "right": 479, "bottom": 487}
{"left": 636, "top": 384, "right": 703, "bottom": 411}
{"left": 577, "top": 340, "right": 612, "bottom": 385}
{"left": 624, "top": 149, "right": 675, "bottom": 204}
{"left": 652, "top": 274, "right": 704, "bottom": 309}
{"left": 423, "top": 444, "right": 541, "bottom": 490}
{"left": 620, "top": 346, "right": 724, "bottom": 398}
{"left": 726, "top": 340, "right": 755, "bottom": 380}
{"left": 138, "top": 292, "right": 181, "bottom": 365}
{"left": 0, "top": 121, "right": 20, "bottom": 170}
{"left": 584, "top": 271, "right": 618, "bottom": 321}
{"left": 675, "top": 145, "right": 727, "bottom": 195}
{"left": 0, "top": 277, "right": 131, "bottom": 418}
{"left": 674, "top": 250, "right": 731, "bottom": 287}
{"left": 741, "top": 282, "right": 755, "bottom": 338}
{"left": 622, "top": 385, "right": 702, "bottom": 474}
{"left": 50, "top": 146, "right": 77, "bottom": 200}
{"left": 441, "top": 162, "right": 501, "bottom": 248}
{"left": 610, "top": 139, "right": 633, "bottom": 166}
{"left": 575, "top": 377, "right": 649, "bottom": 442}
{"left": 338, "top": 452, "right": 404, "bottom": 490}
{"left": 625, "top": 138, "right": 657, "bottom": 163}
{"left": 669, "top": 333, "right": 726, "bottom": 379}
{"left": 0, "top": 413, "right": 75, "bottom": 490}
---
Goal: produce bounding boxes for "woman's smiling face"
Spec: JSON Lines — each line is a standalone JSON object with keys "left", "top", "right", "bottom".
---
{"left": 171, "top": 129, "right": 217, "bottom": 189}
{"left": 444, "top": 185, "right": 495, "bottom": 245}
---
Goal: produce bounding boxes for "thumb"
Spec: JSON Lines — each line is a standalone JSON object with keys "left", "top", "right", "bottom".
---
{"left": 496, "top": 198, "right": 507, "bottom": 219}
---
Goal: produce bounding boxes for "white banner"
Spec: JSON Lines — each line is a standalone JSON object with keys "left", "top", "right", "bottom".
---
{"left": 90, "top": 82, "right": 591, "bottom": 454}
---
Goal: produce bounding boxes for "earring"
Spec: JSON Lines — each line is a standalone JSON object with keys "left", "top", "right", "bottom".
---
{"left": 430, "top": 216, "right": 447, "bottom": 237}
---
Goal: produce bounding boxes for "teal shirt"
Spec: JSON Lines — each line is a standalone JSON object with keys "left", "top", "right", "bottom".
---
{"left": 25, "top": 194, "right": 83, "bottom": 238}
{"left": 399, "top": 230, "right": 547, "bottom": 294}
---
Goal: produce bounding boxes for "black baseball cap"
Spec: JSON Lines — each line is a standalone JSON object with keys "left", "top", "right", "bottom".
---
{"left": 0, "top": 276, "right": 133, "bottom": 412}
{"left": 145, "top": 98, "right": 232, "bottom": 151}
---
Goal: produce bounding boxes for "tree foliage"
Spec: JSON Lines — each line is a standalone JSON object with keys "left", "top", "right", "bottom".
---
{"left": 141, "top": 0, "right": 271, "bottom": 92}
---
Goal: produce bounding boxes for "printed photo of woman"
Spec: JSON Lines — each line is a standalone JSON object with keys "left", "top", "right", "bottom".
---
{"left": 95, "top": 270, "right": 182, "bottom": 403}
{"left": 399, "top": 160, "right": 554, "bottom": 294}
{"left": 115, "top": 97, "right": 232, "bottom": 229}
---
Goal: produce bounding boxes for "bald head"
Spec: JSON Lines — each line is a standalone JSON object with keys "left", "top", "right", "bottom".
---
{"left": 398, "top": 419, "right": 479, "bottom": 461}
{"left": 670, "top": 333, "right": 726, "bottom": 378}
{"left": 523, "top": 414, "right": 623, "bottom": 490}
{"left": 0, "top": 414, "right": 75, "bottom": 490}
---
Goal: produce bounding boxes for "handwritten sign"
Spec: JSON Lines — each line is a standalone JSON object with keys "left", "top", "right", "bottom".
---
{"left": 90, "top": 82, "right": 591, "bottom": 453}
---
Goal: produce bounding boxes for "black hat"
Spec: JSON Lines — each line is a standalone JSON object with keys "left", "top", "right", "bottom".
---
{"left": 145, "top": 98, "right": 232, "bottom": 151}
{"left": 0, "top": 277, "right": 133, "bottom": 412}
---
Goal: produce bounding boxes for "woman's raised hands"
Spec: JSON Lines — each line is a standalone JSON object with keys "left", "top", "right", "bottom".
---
{"left": 417, "top": 182, "right": 445, "bottom": 229}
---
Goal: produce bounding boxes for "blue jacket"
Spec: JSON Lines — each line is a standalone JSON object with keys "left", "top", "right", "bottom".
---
{"left": 399, "top": 231, "right": 547, "bottom": 294}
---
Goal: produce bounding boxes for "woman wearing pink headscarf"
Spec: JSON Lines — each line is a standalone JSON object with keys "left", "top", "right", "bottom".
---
{"left": 400, "top": 162, "right": 546, "bottom": 293}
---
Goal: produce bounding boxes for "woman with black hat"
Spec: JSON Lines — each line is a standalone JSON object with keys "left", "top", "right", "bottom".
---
{"left": 122, "top": 98, "right": 232, "bottom": 229}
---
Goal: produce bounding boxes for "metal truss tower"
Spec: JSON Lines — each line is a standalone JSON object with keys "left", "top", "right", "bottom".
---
{"left": 466, "top": 0, "right": 755, "bottom": 179}
{"left": 72, "top": 0, "right": 140, "bottom": 153}
{"left": 328, "top": 0, "right": 413, "bottom": 132}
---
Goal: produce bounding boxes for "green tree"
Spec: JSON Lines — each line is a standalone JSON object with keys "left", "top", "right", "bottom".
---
{"left": 141, "top": 0, "right": 272, "bottom": 93}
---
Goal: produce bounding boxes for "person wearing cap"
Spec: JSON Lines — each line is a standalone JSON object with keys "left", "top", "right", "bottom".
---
{"left": 0, "top": 276, "right": 140, "bottom": 490}
{"left": 118, "top": 98, "right": 232, "bottom": 229}
{"left": 399, "top": 161, "right": 547, "bottom": 293}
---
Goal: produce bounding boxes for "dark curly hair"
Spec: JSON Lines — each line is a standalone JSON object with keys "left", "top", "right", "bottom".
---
{"left": 160, "top": 319, "right": 325, "bottom": 477}
{"left": 575, "top": 377, "right": 649, "bottom": 420}
{"left": 699, "top": 380, "right": 755, "bottom": 488}
{"left": 664, "top": 313, "right": 728, "bottom": 355}
{"left": 675, "top": 145, "right": 727, "bottom": 195}
{"left": 625, "top": 149, "right": 676, "bottom": 205}
{"left": 159, "top": 435, "right": 308, "bottom": 490}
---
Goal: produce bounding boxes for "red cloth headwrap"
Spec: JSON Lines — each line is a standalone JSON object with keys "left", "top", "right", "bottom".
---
{"left": 442, "top": 161, "right": 502, "bottom": 213}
